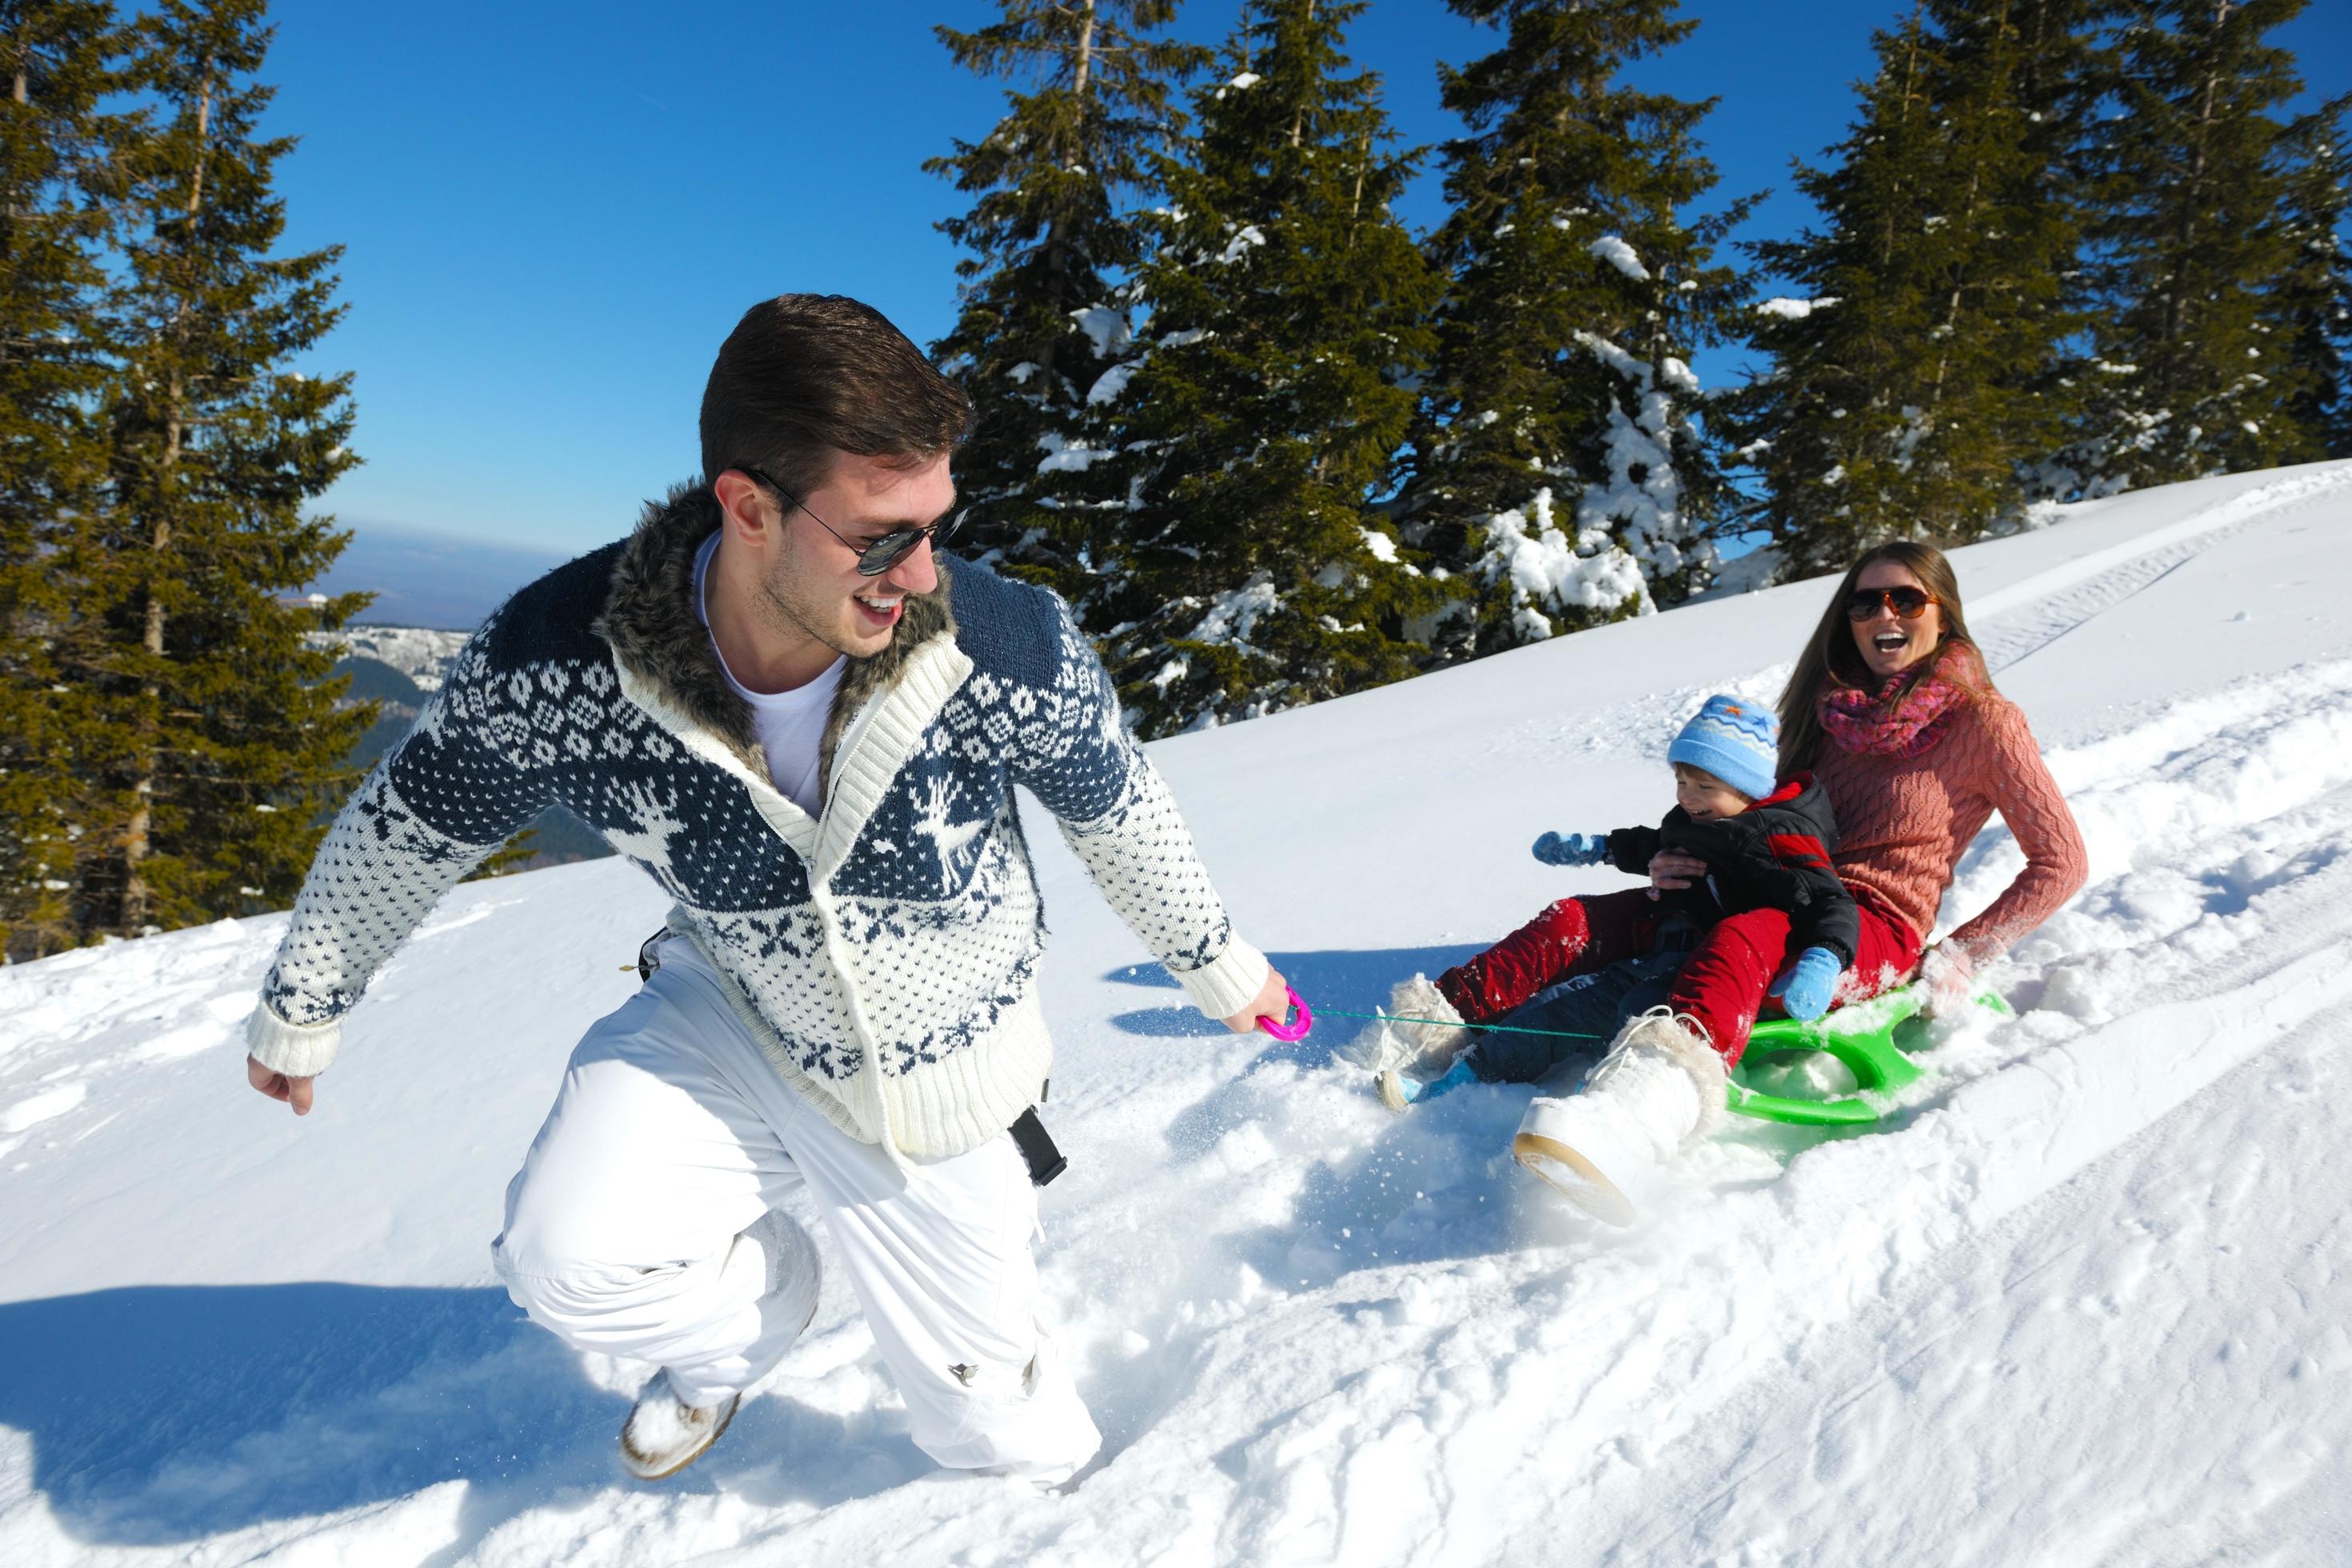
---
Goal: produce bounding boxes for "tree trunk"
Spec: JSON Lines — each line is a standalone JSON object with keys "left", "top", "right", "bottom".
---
{"left": 121, "top": 59, "right": 213, "bottom": 934}
{"left": 1882, "top": 7, "right": 1926, "bottom": 274}
{"left": 2155, "top": 0, "right": 2229, "bottom": 418}
{"left": 1038, "top": 0, "right": 1097, "bottom": 390}
{"left": 1290, "top": 0, "right": 1315, "bottom": 149}
{"left": 10, "top": 42, "right": 26, "bottom": 235}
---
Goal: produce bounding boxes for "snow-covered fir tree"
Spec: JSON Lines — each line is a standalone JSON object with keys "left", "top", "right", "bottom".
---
{"left": 1403, "top": 0, "right": 1752, "bottom": 658}
{"left": 69, "top": 0, "right": 370, "bottom": 938}
{"left": 0, "top": 0, "right": 122, "bottom": 958}
{"left": 1093, "top": 0, "right": 1448, "bottom": 738}
{"left": 1727, "top": 1, "right": 2102, "bottom": 571}
{"left": 2062, "top": 0, "right": 2334, "bottom": 490}
{"left": 925, "top": 0, "right": 1206, "bottom": 606}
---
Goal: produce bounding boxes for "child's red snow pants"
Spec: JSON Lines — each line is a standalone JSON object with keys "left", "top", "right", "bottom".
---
{"left": 1436, "top": 886, "right": 1924, "bottom": 1067}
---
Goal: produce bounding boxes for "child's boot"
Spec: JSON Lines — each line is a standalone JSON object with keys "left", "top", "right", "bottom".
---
{"left": 1358, "top": 975, "right": 1470, "bottom": 1112}
{"left": 1511, "top": 1009, "right": 1726, "bottom": 1226}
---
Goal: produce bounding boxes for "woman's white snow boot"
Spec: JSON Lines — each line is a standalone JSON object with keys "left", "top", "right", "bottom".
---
{"left": 1358, "top": 975, "right": 1470, "bottom": 1113}
{"left": 1510, "top": 1009, "right": 1727, "bottom": 1226}
{"left": 620, "top": 1209, "right": 822, "bottom": 1481}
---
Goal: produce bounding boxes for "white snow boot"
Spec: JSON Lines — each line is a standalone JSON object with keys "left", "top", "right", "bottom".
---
{"left": 1510, "top": 1009, "right": 1727, "bottom": 1227}
{"left": 620, "top": 1208, "right": 822, "bottom": 1481}
{"left": 1357, "top": 975, "right": 1470, "bottom": 1113}
{"left": 620, "top": 1371, "right": 740, "bottom": 1482}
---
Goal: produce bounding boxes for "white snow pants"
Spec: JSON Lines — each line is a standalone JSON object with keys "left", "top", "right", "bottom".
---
{"left": 490, "top": 933, "right": 1101, "bottom": 1476}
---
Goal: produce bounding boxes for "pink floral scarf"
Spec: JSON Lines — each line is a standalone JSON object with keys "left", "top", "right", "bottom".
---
{"left": 1818, "top": 641, "right": 1982, "bottom": 758}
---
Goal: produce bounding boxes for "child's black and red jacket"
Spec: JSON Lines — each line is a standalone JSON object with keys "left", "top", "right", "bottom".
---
{"left": 1603, "top": 774, "right": 1859, "bottom": 964}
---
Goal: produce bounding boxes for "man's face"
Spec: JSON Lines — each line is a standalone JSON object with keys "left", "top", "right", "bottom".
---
{"left": 756, "top": 450, "right": 953, "bottom": 659}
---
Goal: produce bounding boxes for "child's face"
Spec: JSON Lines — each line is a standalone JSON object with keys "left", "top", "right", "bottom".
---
{"left": 1674, "top": 765, "right": 1754, "bottom": 822}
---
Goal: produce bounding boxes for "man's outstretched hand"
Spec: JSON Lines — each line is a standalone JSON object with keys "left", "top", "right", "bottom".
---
{"left": 1222, "top": 966, "right": 1294, "bottom": 1034}
{"left": 247, "top": 1053, "right": 316, "bottom": 1115}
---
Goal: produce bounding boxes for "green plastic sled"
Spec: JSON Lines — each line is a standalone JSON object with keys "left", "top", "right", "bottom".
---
{"left": 1725, "top": 982, "right": 2014, "bottom": 1127}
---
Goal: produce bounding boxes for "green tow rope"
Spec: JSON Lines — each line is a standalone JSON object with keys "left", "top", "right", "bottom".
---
{"left": 1311, "top": 1008, "right": 1612, "bottom": 1043}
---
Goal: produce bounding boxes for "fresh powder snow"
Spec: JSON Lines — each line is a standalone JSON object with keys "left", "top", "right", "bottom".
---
{"left": 5, "top": 462, "right": 2352, "bottom": 1564}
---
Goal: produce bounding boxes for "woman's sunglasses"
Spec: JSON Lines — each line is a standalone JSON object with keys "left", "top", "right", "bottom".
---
{"left": 1844, "top": 585, "right": 1939, "bottom": 622}
{"left": 739, "top": 466, "right": 962, "bottom": 577}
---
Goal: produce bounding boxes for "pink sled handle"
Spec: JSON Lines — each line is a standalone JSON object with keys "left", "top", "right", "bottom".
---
{"left": 1256, "top": 986, "right": 1314, "bottom": 1042}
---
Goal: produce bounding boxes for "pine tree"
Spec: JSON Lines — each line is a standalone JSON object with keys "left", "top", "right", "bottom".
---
{"left": 2066, "top": 0, "right": 2329, "bottom": 490}
{"left": 1727, "top": 1, "right": 2101, "bottom": 572}
{"left": 1092, "top": 0, "right": 1449, "bottom": 737}
{"left": 70, "top": 0, "right": 368, "bottom": 937}
{"left": 925, "top": 1, "right": 1206, "bottom": 607}
{"left": 0, "top": 1, "right": 122, "bottom": 958}
{"left": 1405, "top": 0, "right": 1753, "bottom": 658}
{"left": 2273, "top": 99, "right": 2351, "bottom": 458}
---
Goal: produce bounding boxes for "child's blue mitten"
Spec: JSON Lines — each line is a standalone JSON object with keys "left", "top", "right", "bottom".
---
{"left": 1768, "top": 946, "right": 1844, "bottom": 1022}
{"left": 1532, "top": 831, "right": 1607, "bottom": 867}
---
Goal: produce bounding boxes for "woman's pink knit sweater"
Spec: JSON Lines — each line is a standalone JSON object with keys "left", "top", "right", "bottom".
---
{"left": 1814, "top": 691, "right": 2089, "bottom": 966}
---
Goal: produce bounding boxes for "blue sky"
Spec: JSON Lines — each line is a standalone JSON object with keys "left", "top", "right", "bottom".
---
{"left": 267, "top": 0, "right": 2349, "bottom": 562}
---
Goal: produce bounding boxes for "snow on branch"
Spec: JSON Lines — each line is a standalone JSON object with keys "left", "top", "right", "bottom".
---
{"left": 1590, "top": 234, "right": 1650, "bottom": 282}
{"left": 1036, "top": 433, "right": 1113, "bottom": 473}
{"left": 1474, "top": 487, "right": 1651, "bottom": 639}
{"left": 1189, "top": 575, "right": 1282, "bottom": 649}
{"left": 1216, "top": 226, "right": 1267, "bottom": 266}
{"left": 1756, "top": 296, "right": 1840, "bottom": 320}
{"left": 1069, "top": 305, "right": 1131, "bottom": 358}
{"left": 1086, "top": 362, "right": 1135, "bottom": 406}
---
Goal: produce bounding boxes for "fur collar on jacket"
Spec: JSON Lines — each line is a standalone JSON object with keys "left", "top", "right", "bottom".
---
{"left": 594, "top": 482, "right": 956, "bottom": 785}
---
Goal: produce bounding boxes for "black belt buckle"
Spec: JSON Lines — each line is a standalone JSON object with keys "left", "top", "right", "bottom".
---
{"left": 1010, "top": 1106, "right": 1066, "bottom": 1187}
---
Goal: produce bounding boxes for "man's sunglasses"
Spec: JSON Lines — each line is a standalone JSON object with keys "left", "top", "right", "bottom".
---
{"left": 1844, "top": 585, "right": 1940, "bottom": 622}
{"left": 738, "top": 466, "right": 962, "bottom": 577}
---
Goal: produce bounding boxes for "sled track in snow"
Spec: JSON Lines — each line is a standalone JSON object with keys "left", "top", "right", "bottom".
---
{"left": 1973, "top": 466, "right": 2352, "bottom": 676}
{"left": 1976, "top": 544, "right": 2206, "bottom": 674}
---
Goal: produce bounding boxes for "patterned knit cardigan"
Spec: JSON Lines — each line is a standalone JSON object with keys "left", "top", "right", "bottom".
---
{"left": 245, "top": 485, "right": 1269, "bottom": 1158}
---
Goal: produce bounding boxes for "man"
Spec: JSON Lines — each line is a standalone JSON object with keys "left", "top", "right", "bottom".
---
{"left": 244, "top": 294, "right": 1286, "bottom": 1484}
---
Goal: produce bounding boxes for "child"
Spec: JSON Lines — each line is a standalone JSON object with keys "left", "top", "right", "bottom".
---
{"left": 1362, "top": 696, "right": 1859, "bottom": 1220}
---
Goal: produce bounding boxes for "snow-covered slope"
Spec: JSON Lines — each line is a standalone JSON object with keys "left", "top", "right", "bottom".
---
{"left": 5, "top": 462, "right": 2350, "bottom": 1566}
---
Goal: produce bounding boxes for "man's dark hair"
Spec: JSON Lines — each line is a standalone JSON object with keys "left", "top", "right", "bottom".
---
{"left": 699, "top": 294, "right": 973, "bottom": 498}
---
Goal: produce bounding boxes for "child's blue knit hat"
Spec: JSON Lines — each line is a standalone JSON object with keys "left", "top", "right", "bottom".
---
{"left": 1668, "top": 695, "right": 1779, "bottom": 800}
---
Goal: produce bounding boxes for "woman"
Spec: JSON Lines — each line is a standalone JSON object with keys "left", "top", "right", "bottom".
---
{"left": 1379, "top": 541, "right": 2089, "bottom": 1226}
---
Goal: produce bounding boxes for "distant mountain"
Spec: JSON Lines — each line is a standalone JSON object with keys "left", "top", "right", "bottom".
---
{"left": 321, "top": 626, "right": 471, "bottom": 690}
{"left": 305, "top": 518, "right": 574, "bottom": 631}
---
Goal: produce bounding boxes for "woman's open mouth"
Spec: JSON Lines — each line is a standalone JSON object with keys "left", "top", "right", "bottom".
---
{"left": 1872, "top": 630, "right": 1910, "bottom": 655}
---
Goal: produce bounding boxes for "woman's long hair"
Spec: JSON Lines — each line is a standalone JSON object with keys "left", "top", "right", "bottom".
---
{"left": 1777, "top": 540, "right": 1986, "bottom": 776}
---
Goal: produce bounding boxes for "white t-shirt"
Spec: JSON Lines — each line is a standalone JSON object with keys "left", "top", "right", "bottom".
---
{"left": 694, "top": 534, "right": 846, "bottom": 815}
